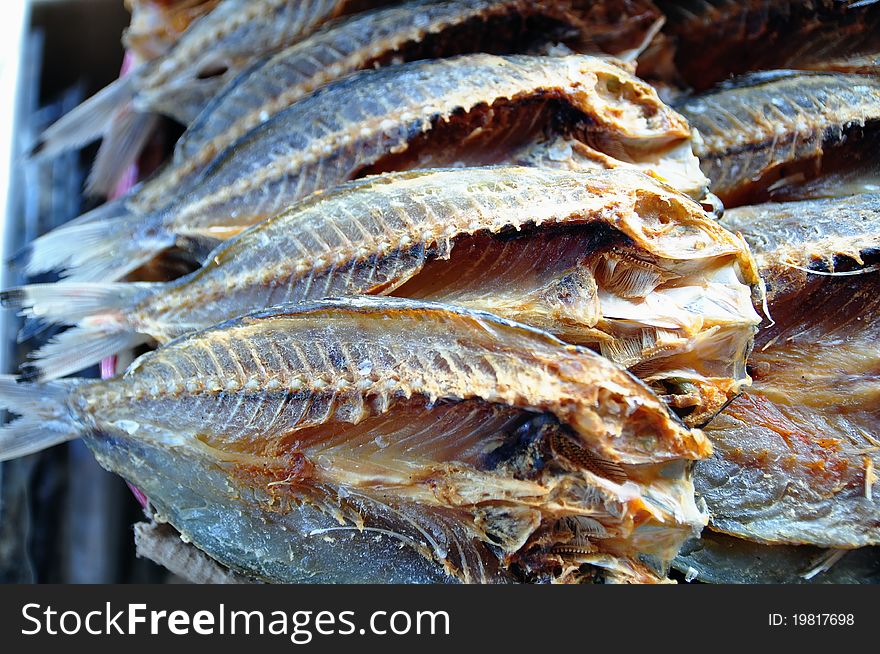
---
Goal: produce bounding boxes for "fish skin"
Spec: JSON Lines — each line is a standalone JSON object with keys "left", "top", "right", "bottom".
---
{"left": 692, "top": 197, "right": 880, "bottom": 548}
{"left": 721, "top": 194, "right": 880, "bottom": 302}
{"left": 655, "top": 0, "right": 880, "bottom": 90}
{"left": 749, "top": 128, "right": 880, "bottom": 203}
{"left": 30, "top": 53, "right": 702, "bottom": 284}
{"left": 675, "top": 532, "right": 880, "bottom": 584}
{"left": 7, "top": 167, "right": 758, "bottom": 424}
{"left": 89, "top": 431, "right": 466, "bottom": 583}
{"left": 132, "top": 0, "right": 665, "bottom": 210}
{"left": 0, "top": 298, "right": 709, "bottom": 583}
{"left": 35, "top": 0, "right": 394, "bottom": 196}
{"left": 677, "top": 71, "right": 880, "bottom": 207}
{"left": 133, "top": 0, "right": 392, "bottom": 124}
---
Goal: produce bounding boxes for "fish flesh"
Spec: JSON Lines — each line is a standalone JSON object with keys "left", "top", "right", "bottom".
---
{"left": 131, "top": 0, "right": 666, "bottom": 212}
{"left": 35, "top": 0, "right": 393, "bottom": 195}
{"left": 503, "top": 134, "right": 711, "bottom": 210}
{"left": 693, "top": 195, "right": 880, "bottom": 548}
{"left": 124, "top": 0, "right": 221, "bottom": 61}
{"left": 4, "top": 167, "right": 759, "bottom": 427}
{"left": 677, "top": 71, "right": 880, "bottom": 207}
{"left": 675, "top": 532, "right": 880, "bottom": 584}
{"left": 25, "top": 54, "right": 707, "bottom": 283}
{"left": 699, "top": 274, "right": 880, "bottom": 546}
{"left": 653, "top": 0, "right": 880, "bottom": 90}
{"left": 0, "top": 297, "right": 710, "bottom": 583}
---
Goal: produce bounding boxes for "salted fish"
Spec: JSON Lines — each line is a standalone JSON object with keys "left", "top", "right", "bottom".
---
{"left": 130, "top": 0, "right": 666, "bottom": 212}
{"left": 35, "top": 0, "right": 392, "bottom": 195}
{"left": 693, "top": 195, "right": 880, "bottom": 549}
{"left": 653, "top": 0, "right": 880, "bottom": 90}
{"left": 124, "top": 0, "right": 221, "bottom": 61}
{"left": 25, "top": 54, "right": 707, "bottom": 284}
{"left": 5, "top": 167, "right": 759, "bottom": 427}
{"left": 0, "top": 297, "right": 709, "bottom": 583}
{"left": 677, "top": 71, "right": 880, "bottom": 207}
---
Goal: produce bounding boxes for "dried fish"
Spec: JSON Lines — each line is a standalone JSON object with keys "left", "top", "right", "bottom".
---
{"left": 35, "top": 0, "right": 392, "bottom": 195}
{"left": 721, "top": 194, "right": 880, "bottom": 301}
{"left": 4, "top": 167, "right": 758, "bottom": 428}
{"left": 677, "top": 71, "right": 880, "bottom": 207}
{"left": 25, "top": 54, "right": 706, "bottom": 283}
{"left": 693, "top": 196, "right": 880, "bottom": 548}
{"left": 0, "top": 297, "right": 709, "bottom": 583}
{"left": 132, "top": 0, "right": 666, "bottom": 211}
{"left": 654, "top": 0, "right": 880, "bottom": 90}
{"left": 124, "top": 0, "right": 221, "bottom": 61}
{"left": 505, "top": 134, "right": 708, "bottom": 207}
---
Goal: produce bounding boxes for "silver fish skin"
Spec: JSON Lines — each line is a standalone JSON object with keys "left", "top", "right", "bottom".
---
{"left": 90, "top": 430, "right": 463, "bottom": 584}
{"left": 0, "top": 297, "right": 709, "bottom": 583}
{"left": 131, "top": 0, "right": 665, "bottom": 211}
{"left": 134, "top": 0, "right": 390, "bottom": 123}
{"left": 678, "top": 71, "right": 880, "bottom": 207}
{"left": 3, "top": 167, "right": 759, "bottom": 430}
{"left": 24, "top": 54, "right": 703, "bottom": 284}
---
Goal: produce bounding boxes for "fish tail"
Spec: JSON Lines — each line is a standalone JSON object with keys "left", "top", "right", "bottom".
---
{"left": 18, "top": 209, "right": 174, "bottom": 282}
{"left": 7, "top": 196, "right": 147, "bottom": 304}
{"left": 0, "top": 282, "right": 155, "bottom": 381}
{"left": 86, "top": 110, "right": 159, "bottom": 197}
{"left": 64, "top": 194, "right": 136, "bottom": 228}
{"left": 0, "top": 375, "right": 84, "bottom": 461}
{"left": 31, "top": 75, "right": 139, "bottom": 161}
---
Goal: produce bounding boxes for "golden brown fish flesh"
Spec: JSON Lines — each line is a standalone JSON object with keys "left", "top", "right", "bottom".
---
{"left": 124, "top": 0, "right": 221, "bottom": 61}
{"left": 5, "top": 167, "right": 758, "bottom": 427}
{"left": 0, "top": 297, "right": 709, "bottom": 583}
{"left": 25, "top": 54, "right": 707, "bottom": 283}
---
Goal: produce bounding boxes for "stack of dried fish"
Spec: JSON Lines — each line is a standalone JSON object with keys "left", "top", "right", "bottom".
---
{"left": 665, "top": 1, "right": 880, "bottom": 583}
{"left": 0, "top": 0, "right": 877, "bottom": 583}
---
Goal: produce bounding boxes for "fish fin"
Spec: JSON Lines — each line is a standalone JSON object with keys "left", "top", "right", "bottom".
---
{"left": 0, "top": 375, "right": 83, "bottom": 461}
{"left": 17, "top": 316, "right": 51, "bottom": 343}
{"left": 86, "top": 110, "right": 159, "bottom": 197}
{"left": 1, "top": 281, "right": 153, "bottom": 328}
{"left": 344, "top": 492, "right": 504, "bottom": 584}
{"left": 8, "top": 195, "right": 141, "bottom": 273}
{"left": 30, "top": 75, "right": 137, "bottom": 160}
{"left": 21, "top": 327, "right": 150, "bottom": 382}
{"left": 0, "top": 281, "right": 155, "bottom": 379}
{"left": 19, "top": 210, "right": 173, "bottom": 282}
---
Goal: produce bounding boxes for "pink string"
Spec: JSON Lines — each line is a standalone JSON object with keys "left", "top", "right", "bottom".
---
{"left": 126, "top": 482, "right": 150, "bottom": 509}
{"left": 103, "top": 51, "right": 149, "bottom": 510}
